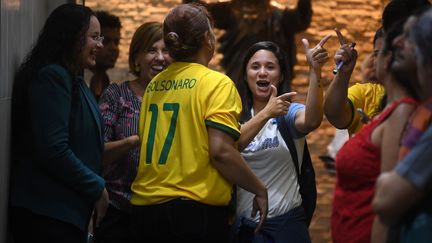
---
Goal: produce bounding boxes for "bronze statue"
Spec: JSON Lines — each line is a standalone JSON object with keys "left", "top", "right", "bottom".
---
{"left": 184, "top": 0, "right": 312, "bottom": 90}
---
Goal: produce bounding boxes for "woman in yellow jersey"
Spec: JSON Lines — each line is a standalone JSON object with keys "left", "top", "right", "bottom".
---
{"left": 130, "top": 3, "right": 268, "bottom": 243}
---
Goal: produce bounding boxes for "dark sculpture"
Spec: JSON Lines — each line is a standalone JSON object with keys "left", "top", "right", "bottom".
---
{"left": 184, "top": 0, "right": 312, "bottom": 90}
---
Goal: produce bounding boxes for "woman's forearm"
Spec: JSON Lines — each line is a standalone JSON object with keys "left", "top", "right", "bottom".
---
{"left": 238, "top": 111, "right": 270, "bottom": 151}
{"left": 103, "top": 135, "right": 139, "bottom": 166}
{"left": 303, "top": 70, "right": 324, "bottom": 131}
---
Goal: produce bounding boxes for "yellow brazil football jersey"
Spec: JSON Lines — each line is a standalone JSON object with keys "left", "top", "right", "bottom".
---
{"left": 131, "top": 62, "right": 241, "bottom": 206}
{"left": 346, "top": 83, "right": 385, "bottom": 136}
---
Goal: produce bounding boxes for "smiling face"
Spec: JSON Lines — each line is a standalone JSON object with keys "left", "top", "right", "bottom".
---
{"left": 80, "top": 16, "right": 102, "bottom": 69}
{"left": 246, "top": 49, "right": 282, "bottom": 102}
{"left": 136, "top": 38, "right": 172, "bottom": 83}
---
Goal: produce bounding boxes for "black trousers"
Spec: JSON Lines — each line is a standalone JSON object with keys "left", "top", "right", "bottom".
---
{"left": 131, "top": 199, "right": 229, "bottom": 243}
{"left": 10, "top": 207, "right": 87, "bottom": 243}
{"left": 95, "top": 204, "right": 133, "bottom": 243}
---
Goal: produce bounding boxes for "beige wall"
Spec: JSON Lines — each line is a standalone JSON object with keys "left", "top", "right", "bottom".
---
{"left": 85, "top": 0, "right": 387, "bottom": 95}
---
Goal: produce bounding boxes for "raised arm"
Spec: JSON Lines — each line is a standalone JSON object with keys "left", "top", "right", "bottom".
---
{"left": 324, "top": 29, "right": 358, "bottom": 129}
{"left": 294, "top": 35, "right": 331, "bottom": 133}
{"left": 208, "top": 127, "right": 268, "bottom": 233}
{"left": 281, "top": 0, "right": 313, "bottom": 33}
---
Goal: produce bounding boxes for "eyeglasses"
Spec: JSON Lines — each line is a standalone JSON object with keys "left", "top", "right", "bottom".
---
{"left": 89, "top": 36, "right": 104, "bottom": 45}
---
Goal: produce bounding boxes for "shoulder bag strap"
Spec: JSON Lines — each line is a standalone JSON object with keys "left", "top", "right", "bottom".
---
{"left": 276, "top": 116, "right": 300, "bottom": 177}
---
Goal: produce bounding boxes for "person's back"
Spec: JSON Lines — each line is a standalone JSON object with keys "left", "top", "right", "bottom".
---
{"left": 130, "top": 4, "right": 268, "bottom": 242}
{"left": 132, "top": 62, "right": 240, "bottom": 205}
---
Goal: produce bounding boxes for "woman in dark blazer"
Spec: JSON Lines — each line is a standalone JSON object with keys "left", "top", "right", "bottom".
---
{"left": 9, "top": 4, "right": 108, "bottom": 243}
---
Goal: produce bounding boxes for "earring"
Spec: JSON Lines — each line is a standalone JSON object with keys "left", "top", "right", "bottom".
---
{"left": 135, "top": 63, "right": 140, "bottom": 72}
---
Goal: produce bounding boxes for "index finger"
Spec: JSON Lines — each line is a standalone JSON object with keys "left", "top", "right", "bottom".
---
{"left": 278, "top": 91, "right": 297, "bottom": 101}
{"left": 317, "top": 34, "right": 332, "bottom": 48}
{"left": 334, "top": 28, "right": 347, "bottom": 45}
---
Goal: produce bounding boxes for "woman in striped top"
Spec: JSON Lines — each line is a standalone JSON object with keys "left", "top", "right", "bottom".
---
{"left": 96, "top": 22, "right": 172, "bottom": 243}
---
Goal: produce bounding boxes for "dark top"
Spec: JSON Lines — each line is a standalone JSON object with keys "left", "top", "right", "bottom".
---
{"left": 9, "top": 64, "right": 105, "bottom": 231}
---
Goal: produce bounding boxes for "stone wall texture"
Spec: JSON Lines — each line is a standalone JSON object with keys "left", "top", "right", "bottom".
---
{"left": 85, "top": 0, "right": 390, "bottom": 86}
{"left": 84, "top": 0, "right": 393, "bottom": 242}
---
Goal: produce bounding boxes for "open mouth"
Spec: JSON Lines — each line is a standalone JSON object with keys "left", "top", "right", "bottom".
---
{"left": 257, "top": 80, "right": 270, "bottom": 87}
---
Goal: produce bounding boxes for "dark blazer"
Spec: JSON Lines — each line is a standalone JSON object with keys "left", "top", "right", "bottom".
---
{"left": 9, "top": 64, "right": 105, "bottom": 230}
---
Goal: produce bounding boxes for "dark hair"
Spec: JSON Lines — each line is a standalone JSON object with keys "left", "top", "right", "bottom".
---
{"left": 236, "top": 41, "right": 290, "bottom": 122}
{"left": 384, "top": 19, "right": 419, "bottom": 99}
{"left": 129, "top": 22, "right": 163, "bottom": 76}
{"left": 373, "top": 27, "right": 385, "bottom": 46}
{"left": 17, "top": 4, "right": 94, "bottom": 74}
{"left": 12, "top": 3, "right": 94, "bottom": 125}
{"left": 382, "top": 19, "right": 405, "bottom": 54}
{"left": 382, "top": 0, "right": 430, "bottom": 32}
{"left": 163, "top": 3, "right": 213, "bottom": 61}
{"left": 232, "top": 0, "right": 269, "bottom": 8}
{"left": 410, "top": 8, "right": 432, "bottom": 66}
{"left": 95, "top": 10, "right": 122, "bottom": 29}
